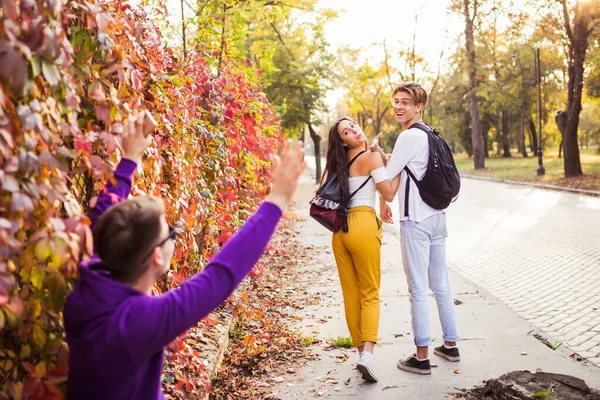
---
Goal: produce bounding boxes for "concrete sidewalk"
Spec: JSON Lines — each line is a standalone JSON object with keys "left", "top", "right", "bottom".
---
{"left": 274, "top": 172, "right": 600, "bottom": 399}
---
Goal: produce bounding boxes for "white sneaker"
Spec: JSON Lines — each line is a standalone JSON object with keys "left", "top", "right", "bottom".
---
{"left": 357, "top": 352, "right": 378, "bottom": 382}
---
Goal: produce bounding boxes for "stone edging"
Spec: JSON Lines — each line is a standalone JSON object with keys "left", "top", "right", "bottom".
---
{"left": 461, "top": 174, "right": 600, "bottom": 197}
{"left": 200, "top": 311, "right": 236, "bottom": 400}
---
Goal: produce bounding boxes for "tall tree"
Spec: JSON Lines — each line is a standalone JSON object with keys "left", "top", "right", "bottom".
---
{"left": 261, "top": 8, "right": 335, "bottom": 182}
{"left": 553, "top": 0, "right": 600, "bottom": 176}
{"left": 452, "top": 0, "right": 486, "bottom": 169}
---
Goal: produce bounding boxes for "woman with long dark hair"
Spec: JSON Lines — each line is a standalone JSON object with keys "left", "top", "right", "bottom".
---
{"left": 322, "top": 117, "right": 399, "bottom": 382}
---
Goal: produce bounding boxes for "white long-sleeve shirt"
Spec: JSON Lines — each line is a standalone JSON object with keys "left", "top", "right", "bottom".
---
{"left": 386, "top": 127, "right": 443, "bottom": 222}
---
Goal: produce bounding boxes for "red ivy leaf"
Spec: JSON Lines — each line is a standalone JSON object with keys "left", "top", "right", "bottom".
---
{"left": 0, "top": 39, "right": 27, "bottom": 93}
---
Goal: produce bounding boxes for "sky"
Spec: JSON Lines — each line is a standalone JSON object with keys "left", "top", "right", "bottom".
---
{"left": 318, "top": 0, "right": 464, "bottom": 73}
{"left": 315, "top": 0, "right": 465, "bottom": 107}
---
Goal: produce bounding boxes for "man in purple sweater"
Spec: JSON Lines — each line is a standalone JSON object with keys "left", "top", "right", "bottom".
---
{"left": 63, "top": 116, "right": 306, "bottom": 399}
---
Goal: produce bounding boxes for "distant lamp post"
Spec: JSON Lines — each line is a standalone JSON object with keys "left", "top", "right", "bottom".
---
{"left": 512, "top": 44, "right": 545, "bottom": 176}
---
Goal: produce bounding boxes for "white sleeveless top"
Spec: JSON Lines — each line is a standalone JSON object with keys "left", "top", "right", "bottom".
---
{"left": 348, "top": 167, "right": 388, "bottom": 209}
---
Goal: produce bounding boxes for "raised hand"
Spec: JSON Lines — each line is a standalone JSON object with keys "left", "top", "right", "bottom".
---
{"left": 369, "top": 132, "right": 382, "bottom": 152}
{"left": 265, "top": 140, "right": 307, "bottom": 210}
{"left": 121, "top": 110, "right": 153, "bottom": 164}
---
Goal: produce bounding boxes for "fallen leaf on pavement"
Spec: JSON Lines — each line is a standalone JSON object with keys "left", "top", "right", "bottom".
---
{"left": 453, "top": 299, "right": 463, "bottom": 305}
{"left": 454, "top": 369, "right": 461, "bottom": 374}
{"left": 344, "top": 377, "right": 351, "bottom": 385}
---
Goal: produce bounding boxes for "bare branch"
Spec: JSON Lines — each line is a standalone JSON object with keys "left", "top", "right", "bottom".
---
{"left": 558, "top": 0, "right": 574, "bottom": 44}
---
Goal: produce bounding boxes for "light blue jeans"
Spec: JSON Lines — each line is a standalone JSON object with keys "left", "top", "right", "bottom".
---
{"left": 400, "top": 213, "right": 459, "bottom": 347}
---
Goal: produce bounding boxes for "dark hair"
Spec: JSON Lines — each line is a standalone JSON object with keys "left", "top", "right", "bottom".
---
{"left": 322, "top": 117, "right": 353, "bottom": 204}
{"left": 93, "top": 196, "right": 164, "bottom": 283}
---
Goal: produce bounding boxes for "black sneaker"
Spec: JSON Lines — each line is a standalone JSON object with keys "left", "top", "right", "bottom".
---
{"left": 397, "top": 354, "right": 431, "bottom": 375}
{"left": 434, "top": 345, "right": 460, "bottom": 362}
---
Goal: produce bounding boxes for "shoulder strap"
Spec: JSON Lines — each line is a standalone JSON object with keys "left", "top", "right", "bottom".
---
{"left": 403, "top": 166, "right": 419, "bottom": 218}
{"left": 409, "top": 122, "right": 432, "bottom": 133}
{"left": 346, "top": 150, "right": 367, "bottom": 168}
{"left": 349, "top": 176, "right": 372, "bottom": 199}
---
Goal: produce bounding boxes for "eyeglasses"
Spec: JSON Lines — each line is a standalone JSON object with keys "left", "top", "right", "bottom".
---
{"left": 390, "top": 98, "right": 412, "bottom": 108}
{"left": 139, "top": 225, "right": 179, "bottom": 265}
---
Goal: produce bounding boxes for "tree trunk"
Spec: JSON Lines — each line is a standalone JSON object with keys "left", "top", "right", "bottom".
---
{"left": 482, "top": 119, "right": 490, "bottom": 158}
{"left": 528, "top": 118, "right": 538, "bottom": 155}
{"left": 556, "top": 110, "right": 567, "bottom": 159}
{"left": 463, "top": 0, "right": 485, "bottom": 169}
{"left": 502, "top": 109, "right": 511, "bottom": 157}
{"left": 308, "top": 122, "right": 321, "bottom": 184}
{"left": 559, "top": 139, "right": 563, "bottom": 158}
{"left": 559, "top": 0, "right": 594, "bottom": 177}
{"left": 519, "top": 107, "right": 528, "bottom": 157}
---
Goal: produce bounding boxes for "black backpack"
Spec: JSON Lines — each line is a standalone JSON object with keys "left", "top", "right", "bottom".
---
{"left": 403, "top": 123, "right": 460, "bottom": 216}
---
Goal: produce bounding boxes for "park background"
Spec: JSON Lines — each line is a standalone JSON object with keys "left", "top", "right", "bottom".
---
{"left": 1, "top": 0, "right": 599, "bottom": 398}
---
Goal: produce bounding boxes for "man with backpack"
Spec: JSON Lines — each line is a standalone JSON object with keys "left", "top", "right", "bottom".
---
{"left": 371, "top": 82, "right": 460, "bottom": 375}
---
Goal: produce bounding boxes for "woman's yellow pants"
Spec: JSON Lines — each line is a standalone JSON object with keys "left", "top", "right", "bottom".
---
{"left": 332, "top": 206, "right": 382, "bottom": 347}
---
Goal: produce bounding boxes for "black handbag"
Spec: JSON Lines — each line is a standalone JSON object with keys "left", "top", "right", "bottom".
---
{"left": 309, "top": 151, "right": 372, "bottom": 233}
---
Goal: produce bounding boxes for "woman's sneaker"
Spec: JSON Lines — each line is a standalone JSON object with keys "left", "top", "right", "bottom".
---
{"left": 397, "top": 354, "right": 431, "bottom": 375}
{"left": 357, "top": 352, "right": 378, "bottom": 382}
{"left": 433, "top": 345, "right": 460, "bottom": 362}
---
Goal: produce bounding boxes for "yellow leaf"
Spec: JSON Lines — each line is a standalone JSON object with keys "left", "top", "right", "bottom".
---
{"left": 20, "top": 344, "right": 31, "bottom": 359}
{"left": 34, "top": 237, "right": 51, "bottom": 262}
{"left": 30, "top": 267, "right": 44, "bottom": 290}
{"left": 35, "top": 361, "right": 46, "bottom": 378}
{"left": 31, "top": 301, "right": 41, "bottom": 319}
{"left": 33, "top": 323, "right": 47, "bottom": 347}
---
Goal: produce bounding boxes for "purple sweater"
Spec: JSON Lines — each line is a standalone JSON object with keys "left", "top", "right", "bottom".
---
{"left": 63, "top": 158, "right": 282, "bottom": 399}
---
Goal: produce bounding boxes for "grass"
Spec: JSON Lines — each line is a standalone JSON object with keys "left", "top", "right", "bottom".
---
{"left": 301, "top": 335, "right": 316, "bottom": 347}
{"left": 329, "top": 336, "right": 353, "bottom": 349}
{"left": 455, "top": 147, "right": 600, "bottom": 191}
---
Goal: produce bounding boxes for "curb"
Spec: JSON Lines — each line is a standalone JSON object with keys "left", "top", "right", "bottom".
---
{"left": 200, "top": 310, "right": 236, "bottom": 400}
{"left": 461, "top": 174, "right": 600, "bottom": 197}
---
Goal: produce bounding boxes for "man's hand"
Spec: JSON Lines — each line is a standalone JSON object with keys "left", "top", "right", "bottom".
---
{"left": 380, "top": 202, "right": 393, "bottom": 224}
{"left": 121, "top": 111, "right": 153, "bottom": 164}
{"left": 265, "top": 140, "right": 307, "bottom": 210}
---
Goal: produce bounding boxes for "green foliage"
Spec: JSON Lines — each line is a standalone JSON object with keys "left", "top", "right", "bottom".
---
{"left": 301, "top": 335, "right": 315, "bottom": 347}
{"left": 329, "top": 336, "right": 353, "bottom": 349}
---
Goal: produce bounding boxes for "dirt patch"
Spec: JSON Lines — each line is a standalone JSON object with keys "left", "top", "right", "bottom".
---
{"left": 209, "top": 210, "right": 320, "bottom": 399}
{"left": 455, "top": 370, "right": 600, "bottom": 400}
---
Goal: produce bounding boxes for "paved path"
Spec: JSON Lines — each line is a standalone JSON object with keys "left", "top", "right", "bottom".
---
{"left": 444, "top": 178, "right": 600, "bottom": 366}
{"left": 305, "top": 155, "right": 600, "bottom": 366}
{"left": 273, "top": 172, "right": 600, "bottom": 399}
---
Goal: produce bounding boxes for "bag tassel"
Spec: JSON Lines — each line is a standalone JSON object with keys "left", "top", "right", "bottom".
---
{"left": 337, "top": 207, "right": 349, "bottom": 233}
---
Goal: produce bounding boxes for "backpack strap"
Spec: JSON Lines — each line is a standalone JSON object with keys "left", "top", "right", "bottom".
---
{"left": 409, "top": 122, "right": 433, "bottom": 133}
{"left": 346, "top": 150, "right": 367, "bottom": 168}
{"left": 349, "top": 176, "right": 372, "bottom": 199}
{"left": 347, "top": 150, "right": 371, "bottom": 199}
{"left": 403, "top": 167, "right": 419, "bottom": 218}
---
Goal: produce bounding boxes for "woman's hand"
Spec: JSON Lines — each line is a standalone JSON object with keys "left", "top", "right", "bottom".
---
{"left": 370, "top": 133, "right": 388, "bottom": 165}
{"left": 369, "top": 133, "right": 382, "bottom": 152}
